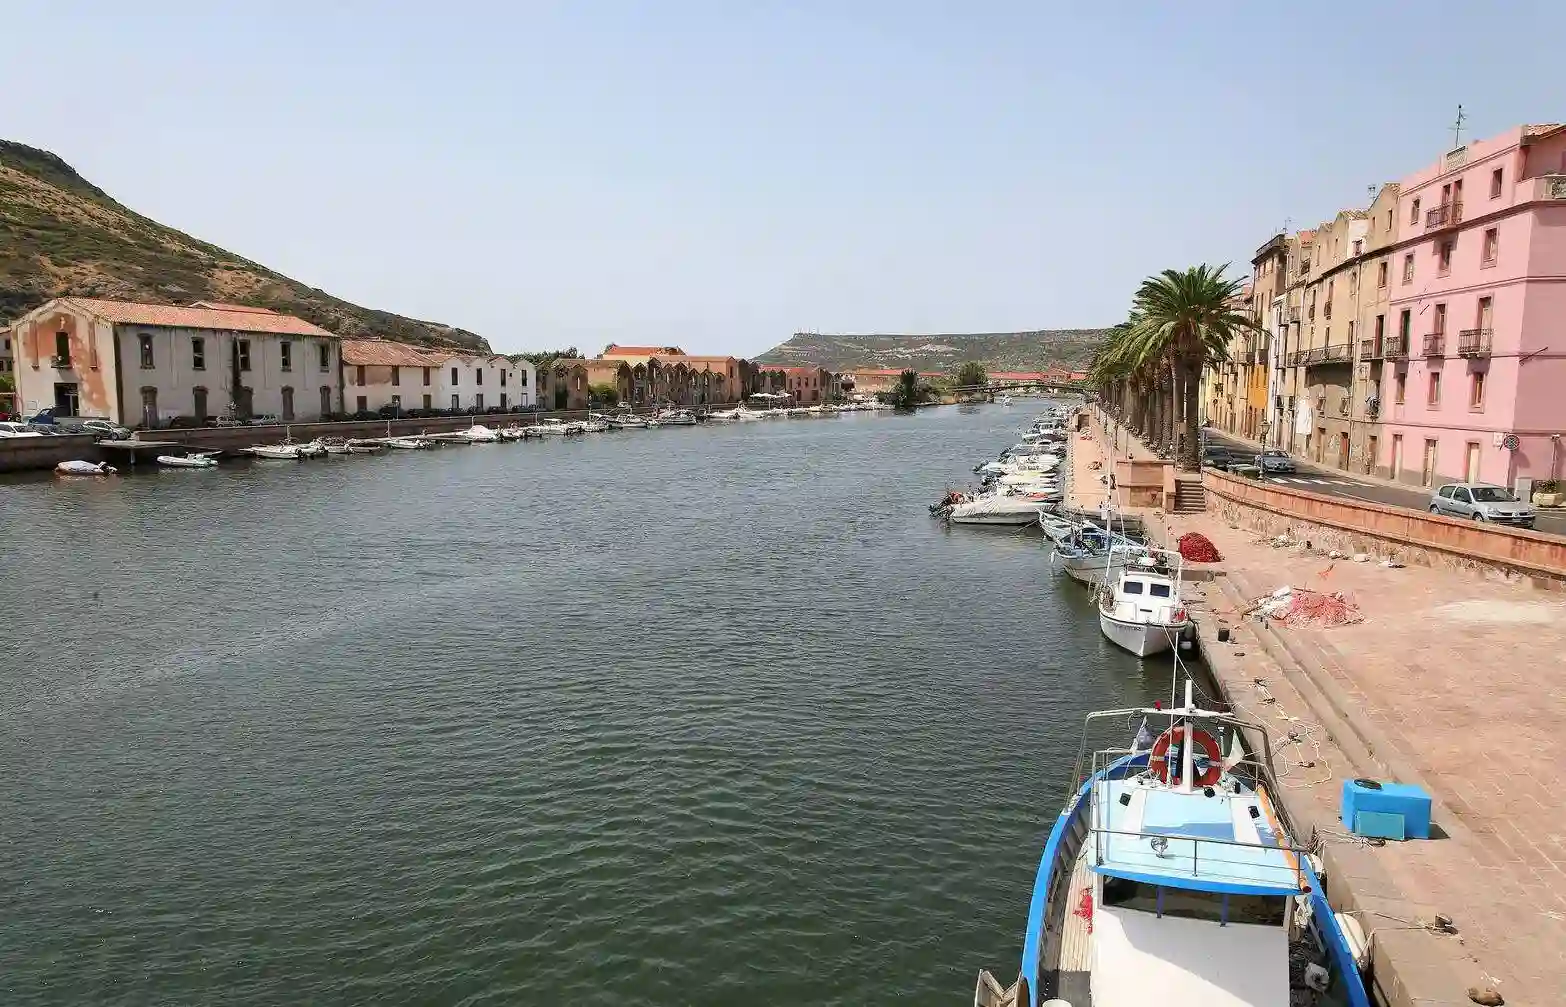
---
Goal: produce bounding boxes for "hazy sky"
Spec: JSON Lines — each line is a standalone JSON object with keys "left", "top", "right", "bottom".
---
{"left": 6, "top": 2, "right": 1559, "bottom": 355}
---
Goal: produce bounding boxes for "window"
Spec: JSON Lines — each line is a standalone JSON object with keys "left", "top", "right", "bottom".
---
{"left": 1352, "top": 238, "right": 1363, "bottom": 256}
{"left": 139, "top": 334, "right": 154, "bottom": 369}
{"left": 1122, "top": 580, "right": 1145, "bottom": 595}
{"left": 192, "top": 337, "right": 206, "bottom": 370}
{"left": 422, "top": 366, "right": 431, "bottom": 386}
{"left": 422, "top": 393, "right": 432, "bottom": 410}
{"left": 1402, "top": 253, "right": 1414, "bottom": 283}
{"left": 475, "top": 392, "right": 484, "bottom": 409}
{"left": 451, "top": 367, "right": 459, "bottom": 385}
{"left": 355, "top": 364, "right": 366, "bottom": 386}
{"left": 451, "top": 394, "right": 460, "bottom": 410}
{"left": 392, "top": 366, "right": 400, "bottom": 387}
{"left": 1470, "top": 371, "right": 1486, "bottom": 410}
{"left": 1437, "top": 239, "right": 1454, "bottom": 275}
{"left": 1377, "top": 261, "right": 1388, "bottom": 288}
{"left": 1148, "top": 582, "right": 1172, "bottom": 598}
{"left": 476, "top": 368, "right": 484, "bottom": 386}
{"left": 237, "top": 339, "right": 252, "bottom": 372}
{"left": 1395, "top": 373, "right": 1406, "bottom": 404}
{"left": 280, "top": 340, "right": 292, "bottom": 372}
{"left": 1477, "top": 295, "right": 1494, "bottom": 330}
{"left": 1410, "top": 197, "right": 1421, "bottom": 224}
{"left": 520, "top": 369, "right": 529, "bottom": 387}
{"left": 318, "top": 343, "right": 330, "bottom": 371}
{"left": 356, "top": 395, "right": 368, "bottom": 412}
{"left": 500, "top": 369, "right": 508, "bottom": 387}
{"left": 1490, "top": 168, "right": 1503, "bottom": 198}
{"left": 1428, "top": 371, "right": 1441, "bottom": 406}
{"left": 54, "top": 330, "right": 71, "bottom": 364}
{"left": 1482, "top": 228, "right": 1498, "bottom": 265}
{"left": 500, "top": 393, "right": 508, "bottom": 409}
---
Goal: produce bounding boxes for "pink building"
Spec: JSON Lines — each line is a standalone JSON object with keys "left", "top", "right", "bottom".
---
{"left": 1381, "top": 124, "right": 1566, "bottom": 489}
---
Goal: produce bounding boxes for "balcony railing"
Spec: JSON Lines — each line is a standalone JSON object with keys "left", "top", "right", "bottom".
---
{"left": 1361, "top": 338, "right": 1383, "bottom": 360}
{"left": 1323, "top": 302, "right": 1333, "bottom": 319}
{"left": 1457, "top": 328, "right": 1493, "bottom": 357}
{"left": 1366, "top": 399, "right": 1381, "bottom": 418}
{"left": 1384, "top": 335, "right": 1409, "bottom": 359}
{"left": 1425, "top": 201, "right": 1463, "bottom": 229}
{"left": 1303, "top": 344, "right": 1351, "bottom": 368}
{"left": 1423, "top": 333, "right": 1446, "bottom": 357}
{"left": 1288, "top": 306, "right": 1301, "bottom": 322}
{"left": 50, "top": 354, "right": 73, "bottom": 369}
{"left": 1253, "top": 346, "right": 1269, "bottom": 365}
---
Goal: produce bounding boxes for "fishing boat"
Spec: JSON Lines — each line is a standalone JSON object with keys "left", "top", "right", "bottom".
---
{"left": 1037, "top": 514, "right": 1080, "bottom": 546}
{"left": 346, "top": 440, "right": 385, "bottom": 454}
{"left": 156, "top": 452, "right": 218, "bottom": 469}
{"left": 973, "top": 680, "right": 1370, "bottom": 1007}
{"left": 293, "top": 439, "right": 328, "bottom": 458}
{"left": 452, "top": 424, "right": 501, "bottom": 443}
{"left": 382, "top": 435, "right": 430, "bottom": 450}
{"left": 1051, "top": 526, "right": 1147, "bottom": 587}
{"left": 55, "top": 460, "right": 117, "bottom": 476}
{"left": 1098, "top": 553, "right": 1189, "bottom": 658}
{"left": 657, "top": 409, "right": 697, "bottom": 426}
{"left": 580, "top": 419, "right": 610, "bottom": 434}
{"left": 531, "top": 419, "right": 570, "bottom": 436}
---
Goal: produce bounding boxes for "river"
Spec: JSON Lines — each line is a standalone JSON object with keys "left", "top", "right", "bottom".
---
{"left": 1, "top": 404, "right": 1161, "bottom": 1006}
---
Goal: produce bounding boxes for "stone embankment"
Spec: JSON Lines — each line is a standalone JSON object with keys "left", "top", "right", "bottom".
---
{"left": 1068, "top": 409, "right": 1566, "bottom": 1007}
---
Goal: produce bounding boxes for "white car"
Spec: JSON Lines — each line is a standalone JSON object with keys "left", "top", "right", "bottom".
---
{"left": 0, "top": 421, "right": 45, "bottom": 438}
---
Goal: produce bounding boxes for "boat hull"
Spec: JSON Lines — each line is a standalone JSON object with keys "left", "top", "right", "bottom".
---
{"left": 1097, "top": 610, "right": 1178, "bottom": 657}
{"left": 949, "top": 507, "right": 1047, "bottom": 525}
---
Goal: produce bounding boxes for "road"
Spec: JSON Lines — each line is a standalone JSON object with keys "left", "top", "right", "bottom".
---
{"left": 1203, "top": 430, "right": 1566, "bottom": 539}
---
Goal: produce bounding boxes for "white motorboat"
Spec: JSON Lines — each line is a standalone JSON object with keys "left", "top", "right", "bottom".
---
{"left": 157, "top": 453, "right": 218, "bottom": 469}
{"left": 1037, "top": 514, "right": 1080, "bottom": 545}
{"left": 707, "top": 407, "right": 741, "bottom": 421}
{"left": 657, "top": 409, "right": 697, "bottom": 426}
{"left": 346, "top": 440, "right": 384, "bottom": 454}
{"left": 452, "top": 424, "right": 500, "bottom": 443}
{"left": 1051, "top": 525, "right": 1149, "bottom": 587}
{"left": 382, "top": 436, "right": 430, "bottom": 450}
{"left": 55, "top": 460, "right": 117, "bottom": 476}
{"left": 247, "top": 444, "right": 302, "bottom": 460}
{"left": 947, "top": 490, "right": 1054, "bottom": 526}
{"left": 532, "top": 419, "right": 570, "bottom": 436}
{"left": 322, "top": 438, "right": 352, "bottom": 455}
{"left": 1098, "top": 556, "right": 1189, "bottom": 658}
{"left": 580, "top": 419, "right": 610, "bottom": 434}
{"left": 293, "top": 439, "right": 328, "bottom": 458}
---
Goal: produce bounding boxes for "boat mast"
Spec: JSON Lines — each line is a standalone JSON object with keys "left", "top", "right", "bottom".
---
{"left": 1179, "top": 679, "right": 1196, "bottom": 794}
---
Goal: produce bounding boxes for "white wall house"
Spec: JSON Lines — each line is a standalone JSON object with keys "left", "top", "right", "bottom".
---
{"left": 435, "top": 353, "right": 533, "bottom": 411}
{"left": 6, "top": 297, "right": 341, "bottom": 426}
{"left": 342, "top": 339, "right": 446, "bottom": 414}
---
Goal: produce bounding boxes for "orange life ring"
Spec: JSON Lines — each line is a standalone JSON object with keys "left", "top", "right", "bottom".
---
{"left": 1148, "top": 726, "right": 1223, "bottom": 788}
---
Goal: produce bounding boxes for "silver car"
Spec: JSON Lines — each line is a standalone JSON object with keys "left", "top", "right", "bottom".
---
{"left": 1429, "top": 482, "right": 1536, "bottom": 528}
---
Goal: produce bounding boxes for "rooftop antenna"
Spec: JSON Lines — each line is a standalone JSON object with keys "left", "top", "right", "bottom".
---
{"left": 1451, "top": 104, "right": 1467, "bottom": 148}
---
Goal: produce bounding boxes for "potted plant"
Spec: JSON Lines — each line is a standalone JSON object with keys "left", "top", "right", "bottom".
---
{"left": 1532, "top": 479, "right": 1562, "bottom": 507}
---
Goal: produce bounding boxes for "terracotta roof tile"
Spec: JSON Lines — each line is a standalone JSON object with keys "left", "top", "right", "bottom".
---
{"left": 187, "top": 300, "right": 281, "bottom": 313}
{"left": 64, "top": 297, "right": 335, "bottom": 337}
{"left": 341, "top": 339, "right": 448, "bottom": 366}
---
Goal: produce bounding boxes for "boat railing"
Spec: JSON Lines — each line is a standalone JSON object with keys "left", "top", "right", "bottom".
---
{"left": 1087, "top": 825, "right": 1305, "bottom": 892}
{"left": 1068, "top": 710, "right": 1282, "bottom": 805}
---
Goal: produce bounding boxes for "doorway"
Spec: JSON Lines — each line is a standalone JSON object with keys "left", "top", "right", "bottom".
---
{"left": 1315, "top": 427, "right": 1327, "bottom": 463}
{"left": 53, "top": 382, "right": 80, "bottom": 416}
{"left": 1422, "top": 439, "right": 1438, "bottom": 487}
{"left": 194, "top": 387, "right": 209, "bottom": 423}
{"left": 234, "top": 386, "right": 253, "bottom": 421}
{"left": 141, "top": 387, "right": 159, "bottom": 429}
{"left": 320, "top": 386, "right": 332, "bottom": 418}
{"left": 282, "top": 386, "right": 295, "bottom": 422}
{"left": 1338, "top": 432, "right": 1350, "bottom": 470}
{"left": 1465, "top": 442, "right": 1481, "bottom": 483}
{"left": 1392, "top": 434, "right": 1404, "bottom": 481}
{"left": 1366, "top": 435, "right": 1378, "bottom": 476}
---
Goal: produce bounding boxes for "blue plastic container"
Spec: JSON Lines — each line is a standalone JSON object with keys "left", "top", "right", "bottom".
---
{"left": 1341, "top": 778, "right": 1431, "bottom": 840}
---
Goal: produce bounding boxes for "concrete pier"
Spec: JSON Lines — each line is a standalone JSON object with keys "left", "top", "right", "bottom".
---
{"left": 1067, "top": 409, "right": 1566, "bottom": 1007}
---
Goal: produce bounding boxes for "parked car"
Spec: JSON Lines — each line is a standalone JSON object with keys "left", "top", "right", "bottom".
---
{"left": 80, "top": 418, "right": 132, "bottom": 440}
{"left": 1202, "top": 445, "right": 1241, "bottom": 471}
{"left": 1255, "top": 449, "right": 1296, "bottom": 475}
{"left": 1429, "top": 483, "right": 1537, "bottom": 528}
{"left": 0, "top": 421, "right": 45, "bottom": 439}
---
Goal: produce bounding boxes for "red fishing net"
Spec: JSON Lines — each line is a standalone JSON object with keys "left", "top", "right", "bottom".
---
{"left": 1177, "top": 531, "right": 1222, "bottom": 563}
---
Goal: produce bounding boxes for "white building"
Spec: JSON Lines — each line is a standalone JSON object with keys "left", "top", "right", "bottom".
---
{"left": 343, "top": 342, "right": 534, "bottom": 414}
{"left": 6, "top": 297, "right": 341, "bottom": 426}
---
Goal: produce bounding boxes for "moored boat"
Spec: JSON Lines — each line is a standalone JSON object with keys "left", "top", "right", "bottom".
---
{"left": 157, "top": 453, "right": 218, "bottom": 468}
{"left": 382, "top": 436, "right": 430, "bottom": 450}
{"left": 1097, "top": 554, "right": 1189, "bottom": 658}
{"left": 55, "top": 459, "right": 117, "bottom": 476}
{"left": 246, "top": 444, "right": 302, "bottom": 460}
{"left": 974, "top": 681, "right": 1371, "bottom": 1007}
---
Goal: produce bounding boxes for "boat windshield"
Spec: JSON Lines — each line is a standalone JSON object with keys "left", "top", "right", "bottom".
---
{"left": 1122, "top": 581, "right": 1144, "bottom": 595}
{"left": 1147, "top": 583, "right": 1172, "bottom": 598}
{"left": 1101, "top": 877, "right": 1286, "bottom": 925}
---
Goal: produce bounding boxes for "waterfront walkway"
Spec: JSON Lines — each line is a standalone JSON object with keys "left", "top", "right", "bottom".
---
{"left": 1069, "top": 413, "right": 1566, "bottom": 1007}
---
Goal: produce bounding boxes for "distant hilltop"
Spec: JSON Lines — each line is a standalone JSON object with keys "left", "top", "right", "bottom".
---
{"left": 753, "top": 329, "right": 1111, "bottom": 374}
{"left": 0, "top": 140, "right": 490, "bottom": 352}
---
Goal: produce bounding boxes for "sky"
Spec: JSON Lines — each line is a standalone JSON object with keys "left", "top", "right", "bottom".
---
{"left": 5, "top": 1, "right": 1561, "bottom": 355}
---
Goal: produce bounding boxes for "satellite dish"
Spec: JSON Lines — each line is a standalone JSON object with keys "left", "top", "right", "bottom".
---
{"left": 1502, "top": 433, "right": 1520, "bottom": 451}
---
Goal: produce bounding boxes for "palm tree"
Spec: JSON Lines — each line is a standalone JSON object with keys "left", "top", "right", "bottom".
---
{"left": 1123, "top": 265, "right": 1255, "bottom": 471}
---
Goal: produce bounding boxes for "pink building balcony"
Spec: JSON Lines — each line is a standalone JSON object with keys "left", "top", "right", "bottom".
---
{"left": 1421, "top": 333, "right": 1446, "bottom": 357}
{"left": 1456, "top": 329, "right": 1493, "bottom": 358}
{"left": 1424, "top": 201, "right": 1463, "bottom": 230}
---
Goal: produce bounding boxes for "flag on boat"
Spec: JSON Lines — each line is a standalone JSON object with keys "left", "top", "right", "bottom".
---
{"left": 1223, "top": 727, "right": 1245, "bottom": 770}
{"left": 1132, "top": 717, "right": 1153, "bottom": 752}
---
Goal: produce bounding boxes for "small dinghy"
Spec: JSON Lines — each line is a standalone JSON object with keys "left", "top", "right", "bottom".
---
{"left": 55, "top": 460, "right": 117, "bottom": 476}
{"left": 157, "top": 453, "right": 218, "bottom": 469}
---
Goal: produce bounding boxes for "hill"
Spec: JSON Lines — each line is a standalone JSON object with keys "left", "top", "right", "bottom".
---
{"left": 0, "top": 141, "right": 489, "bottom": 352}
{"left": 754, "top": 329, "right": 1110, "bottom": 374}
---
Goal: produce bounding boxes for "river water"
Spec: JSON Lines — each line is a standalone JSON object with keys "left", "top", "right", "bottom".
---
{"left": 2, "top": 404, "right": 1161, "bottom": 1007}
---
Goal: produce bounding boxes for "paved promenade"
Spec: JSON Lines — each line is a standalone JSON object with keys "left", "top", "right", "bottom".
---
{"left": 1070, "top": 413, "right": 1566, "bottom": 1006}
